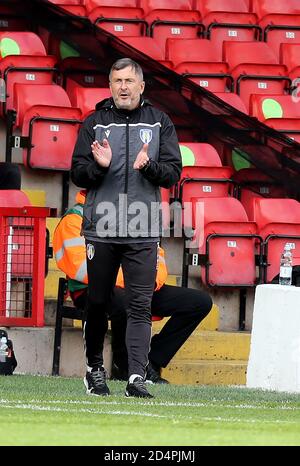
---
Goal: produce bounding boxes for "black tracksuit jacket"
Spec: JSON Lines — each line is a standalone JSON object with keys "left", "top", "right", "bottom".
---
{"left": 71, "top": 97, "right": 182, "bottom": 241}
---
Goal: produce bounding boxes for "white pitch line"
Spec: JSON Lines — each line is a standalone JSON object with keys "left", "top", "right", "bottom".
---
{"left": 1, "top": 401, "right": 299, "bottom": 425}
{"left": 1, "top": 398, "right": 299, "bottom": 412}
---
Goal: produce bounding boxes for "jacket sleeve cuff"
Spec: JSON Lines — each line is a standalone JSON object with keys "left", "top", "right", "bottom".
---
{"left": 87, "top": 161, "right": 109, "bottom": 181}
{"left": 141, "top": 159, "right": 157, "bottom": 180}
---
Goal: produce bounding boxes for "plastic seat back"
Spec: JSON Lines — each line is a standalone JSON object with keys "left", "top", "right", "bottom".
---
{"left": 224, "top": 41, "right": 289, "bottom": 111}
{"left": 13, "top": 83, "right": 71, "bottom": 128}
{"left": 22, "top": 105, "right": 82, "bottom": 171}
{"left": 0, "top": 32, "right": 47, "bottom": 57}
{"left": 0, "top": 55, "right": 56, "bottom": 115}
{"left": 70, "top": 86, "right": 111, "bottom": 117}
{"left": 88, "top": 5, "right": 145, "bottom": 37}
{"left": 214, "top": 92, "right": 248, "bottom": 113}
{"left": 190, "top": 196, "right": 258, "bottom": 286}
{"left": 180, "top": 142, "right": 222, "bottom": 167}
{"left": 251, "top": 197, "right": 300, "bottom": 281}
{"left": 143, "top": 1, "right": 202, "bottom": 51}
{"left": 250, "top": 94, "right": 300, "bottom": 120}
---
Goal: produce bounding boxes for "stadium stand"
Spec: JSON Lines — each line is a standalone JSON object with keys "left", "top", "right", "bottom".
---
{"left": 195, "top": 0, "right": 261, "bottom": 47}
{"left": 1, "top": 0, "right": 300, "bottom": 380}
{"left": 245, "top": 197, "right": 300, "bottom": 283}
{"left": 223, "top": 41, "right": 291, "bottom": 111}
{"left": 182, "top": 196, "right": 260, "bottom": 287}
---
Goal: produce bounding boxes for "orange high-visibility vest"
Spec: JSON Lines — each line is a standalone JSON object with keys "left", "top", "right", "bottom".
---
{"left": 53, "top": 191, "right": 168, "bottom": 291}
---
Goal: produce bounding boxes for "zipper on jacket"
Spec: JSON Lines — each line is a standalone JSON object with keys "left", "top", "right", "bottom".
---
{"left": 125, "top": 116, "right": 130, "bottom": 194}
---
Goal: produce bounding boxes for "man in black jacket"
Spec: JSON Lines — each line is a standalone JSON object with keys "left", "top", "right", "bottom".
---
{"left": 71, "top": 58, "right": 182, "bottom": 398}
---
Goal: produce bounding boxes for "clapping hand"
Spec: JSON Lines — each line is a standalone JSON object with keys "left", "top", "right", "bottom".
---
{"left": 91, "top": 139, "right": 112, "bottom": 168}
{"left": 133, "top": 143, "right": 149, "bottom": 170}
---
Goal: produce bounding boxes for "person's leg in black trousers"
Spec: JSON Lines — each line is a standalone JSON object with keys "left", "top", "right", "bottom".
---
{"left": 84, "top": 241, "right": 121, "bottom": 395}
{"left": 121, "top": 242, "right": 157, "bottom": 380}
{"left": 149, "top": 285, "right": 213, "bottom": 373}
{"left": 109, "top": 289, "right": 128, "bottom": 380}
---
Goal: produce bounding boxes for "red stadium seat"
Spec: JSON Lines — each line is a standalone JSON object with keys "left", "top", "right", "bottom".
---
{"left": 88, "top": 3, "right": 146, "bottom": 37}
{"left": 167, "top": 38, "right": 233, "bottom": 92}
{"left": 223, "top": 41, "right": 290, "bottom": 111}
{"left": 179, "top": 142, "right": 222, "bottom": 167}
{"left": 47, "top": 0, "right": 87, "bottom": 17}
{"left": 249, "top": 94, "right": 300, "bottom": 142}
{"left": 69, "top": 86, "right": 111, "bottom": 118}
{"left": 250, "top": 94, "right": 300, "bottom": 120}
{"left": 251, "top": 0, "right": 300, "bottom": 57}
{"left": 189, "top": 196, "right": 259, "bottom": 286}
{"left": 280, "top": 42, "right": 300, "bottom": 84}
{"left": 143, "top": 0, "right": 203, "bottom": 51}
{"left": 248, "top": 197, "right": 300, "bottom": 282}
{"left": 232, "top": 167, "right": 287, "bottom": 217}
{"left": 140, "top": 0, "right": 193, "bottom": 16}
{"left": 176, "top": 143, "right": 233, "bottom": 207}
{"left": 195, "top": 0, "right": 260, "bottom": 47}
{"left": 85, "top": 0, "right": 139, "bottom": 13}
{"left": 59, "top": 57, "right": 109, "bottom": 89}
{"left": 0, "top": 55, "right": 57, "bottom": 116}
{"left": 11, "top": 83, "right": 81, "bottom": 171}
{"left": 13, "top": 83, "right": 71, "bottom": 128}
{"left": 122, "top": 36, "right": 172, "bottom": 67}
{"left": 0, "top": 31, "right": 47, "bottom": 57}
{"left": 214, "top": 92, "right": 248, "bottom": 113}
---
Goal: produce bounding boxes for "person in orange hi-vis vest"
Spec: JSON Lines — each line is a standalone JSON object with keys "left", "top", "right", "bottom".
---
{"left": 53, "top": 190, "right": 213, "bottom": 384}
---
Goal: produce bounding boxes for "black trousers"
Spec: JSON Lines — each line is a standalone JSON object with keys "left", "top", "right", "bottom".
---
{"left": 110, "top": 284, "right": 213, "bottom": 371}
{"left": 84, "top": 241, "right": 157, "bottom": 377}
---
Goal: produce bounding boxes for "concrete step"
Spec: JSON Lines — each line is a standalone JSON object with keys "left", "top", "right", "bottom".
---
{"left": 162, "top": 360, "right": 247, "bottom": 385}
{"left": 6, "top": 326, "right": 250, "bottom": 385}
{"left": 160, "top": 330, "right": 251, "bottom": 361}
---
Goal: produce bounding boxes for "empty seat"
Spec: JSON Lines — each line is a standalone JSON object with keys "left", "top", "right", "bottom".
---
{"left": 11, "top": 84, "right": 81, "bottom": 171}
{"left": 88, "top": 3, "right": 146, "bottom": 37}
{"left": 141, "top": 0, "right": 193, "bottom": 16}
{"left": 167, "top": 38, "right": 233, "bottom": 92}
{"left": 280, "top": 42, "right": 300, "bottom": 82}
{"left": 13, "top": 83, "right": 71, "bottom": 128}
{"left": 223, "top": 41, "right": 290, "bottom": 111}
{"left": 189, "top": 196, "right": 259, "bottom": 286}
{"left": 250, "top": 94, "right": 300, "bottom": 141}
{"left": 122, "top": 36, "right": 171, "bottom": 66}
{"left": 251, "top": 0, "right": 300, "bottom": 20}
{"left": 250, "top": 94, "right": 300, "bottom": 120}
{"left": 214, "top": 92, "right": 248, "bottom": 113}
{"left": 251, "top": 0, "right": 300, "bottom": 57}
{"left": 248, "top": 197, "right": 300, "bottom": 282}
{"left": 232, "top": 167, "right": 287, "bottom": 214}
{"left": 47, "top": 0, "right": 87, "bottom": 17}
{"left": 85, "top": 0, "right": 139, "bottom": 12}
{"left": 50, "top": 0, "right": 86, "bottom": 17}
{"left": 0, "top": 55, "right": 57, "bottom": 116}
{"left": 175, "top": 142, "right": 233, "bottom": 206}
{"left": 195, "top": 0, "right": 260, "bottom": 46}
{"left": 142, "top": 0, "right": 203, "bottom": 51}
{"left": 179, "top": 142, "right": 222, "bottom": 167}
{"left": 59, "top": 57, "right": 109, "bottom": 89}
{"left": 69, "top": 86, "right": 111, "bottom": 117}
{"left": 0, "top": 31, "right": 47, "bottom": 57}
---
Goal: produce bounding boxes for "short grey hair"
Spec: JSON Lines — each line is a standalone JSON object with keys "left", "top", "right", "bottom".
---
{"left": 109, "top": 58, "right": 144, "bottom": 82}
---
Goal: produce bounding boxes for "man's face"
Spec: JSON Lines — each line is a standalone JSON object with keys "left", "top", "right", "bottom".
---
{"left": 110, "top": 66, "right": 145, "bottom": 111}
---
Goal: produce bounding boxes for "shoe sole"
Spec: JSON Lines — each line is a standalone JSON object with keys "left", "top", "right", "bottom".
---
{"left": 84, "top": 377, "right": 110, "bottom": 396}
{"left": 125, "top": 390, "right": 153, "bottom": 398}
